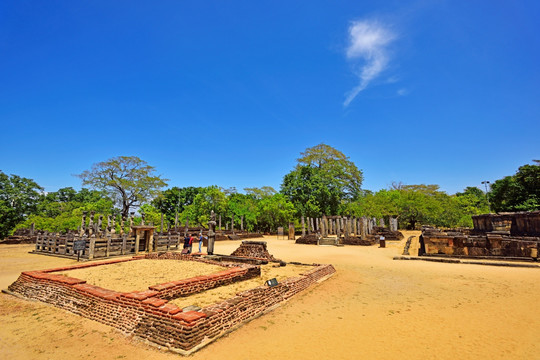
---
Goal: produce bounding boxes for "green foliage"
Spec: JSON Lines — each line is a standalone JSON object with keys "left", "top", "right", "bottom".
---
{"left": 227, "top": 193, "right": 258, "bottom": 231}
{"left": 14, "top": 188, "right": 114, "bottom": 233}
{"left": 152, "top": 186, "right": 202, "bottom": 224}
{"left": 281, "top": 165, "right": 343, "bottom": 217}
{"left": 255, "top": 194, "right": 295, "bottom": 233}
{"left": 182, "top": 186, "right": 228, "bottom": 228}
{"left": 297, "top": 143, "right": 363, "bottom": 200}
{"left": 490, "top": 161, "right": 540, "bottom": 212}
{"left": 0, "top": 171, "right": 43, "bottom": 238}
{"left": 78, "top": 156, "right": 168, "bottom": 217}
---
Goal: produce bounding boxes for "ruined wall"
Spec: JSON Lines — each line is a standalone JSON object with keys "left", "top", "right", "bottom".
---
{"left": 420, "top": 233, "right": 539, "bottom": 258}
{"left": 8, "top": 253, "right": 335, "bottom": 355}
{"left": 472, "top": 211, "right": 540, "bottom": 236}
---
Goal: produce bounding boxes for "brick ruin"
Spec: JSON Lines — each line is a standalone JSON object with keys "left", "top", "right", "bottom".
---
{"left": 6, "top": 250, "right": 336, "bottom": 355}
{"left": 295, "top": 215, "right": 403, "bottom": 246}
{"left": 229, "top": 241, "right": 279, "bottom": 261}
{"left": 419, "top": 211, "right": 540, "bottom": 260}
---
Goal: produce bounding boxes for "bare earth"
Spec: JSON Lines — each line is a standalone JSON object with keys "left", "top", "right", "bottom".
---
{"left": 1, "top": 233, "right": 539, "bottom": 360}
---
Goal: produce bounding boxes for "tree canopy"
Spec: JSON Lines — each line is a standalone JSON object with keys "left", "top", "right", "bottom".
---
{"left": 0, "top": 171, "right": 43, "bottom": 238}
{"left": 77, "top": 156, "right": 168, "bottom": 217}
{"left": 489, "top": 161, "right": 540, "bottom": 212}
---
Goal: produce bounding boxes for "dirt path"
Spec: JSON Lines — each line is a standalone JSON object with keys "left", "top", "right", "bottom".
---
{"left": 1, "top": 233, "right": 538, "bottom": 359}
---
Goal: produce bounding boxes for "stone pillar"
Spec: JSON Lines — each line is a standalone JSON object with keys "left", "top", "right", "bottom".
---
{"left": 302, "top": 216, "right": 306, "bottom": 237}
{"left": 231, "top": 215, "right": 235, "bottom": 233}
{"left": 361, "top": 217, "right": 368, "bottom": 239}
{"left": 88, "top": 235, "right": 95, "bottom": 260}
{"left": 160, "top": 213, "right": 164, "bottom": 234}
{"left": 288, "top": 223, "right": 295, "bottom": 240}
{"left": 98, "top": 215, "right": 103, "bottom": 236}
{"left": 141, "top": 213, "right": 145, "bottom": 226}
{"left": 352, "top": 217, "right": 357, "bottom": 235}
{"left": 307, "top": 217, "right": 311, "bottom": 235}
{"left": 174, "top": 212, "right": 179, "bottom": 231}
{"left": 134, "top": 230, "right": 140, "bottom": 255}
{"left": 207, "top": 211, "right": 217, "bottom": 255}
{"left": 106, "top": 215, "right": 111, "bottom": 235}
{"left": 219, "top": 214, "right": 222, "bottom": 231}
{"left": 88, "top": 211, "right": 95, "bottom": 236}
{"left": 240, "top": 215, "right": 244, "bottom": 232}
{"left": 344, "top": 217, "right": 350, "bottom": 238}
{"left": 316, "top": 218, "right": 320, "bottom": 232}
{"left": 129, "top": 213, "right": 135, "bottom": 235}
{"left": 379, "top": 218, "right": 385, "bottom": 228}
{"left": 336, "top": 219, "right": 341, "bottom": 238}
{"left": 310, "top": 218, "right": 315, "bottom": 234}
{"left": 81, "top": 212, "right": 87, "bottom": 235}
{"left": 148, "top": 230, "right": 154, "bottom": 253}
{"left": 30, "top": 222, "right": 35, "bottom": 236}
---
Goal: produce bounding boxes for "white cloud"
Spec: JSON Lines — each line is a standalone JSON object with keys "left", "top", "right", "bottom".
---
{"left": 344, "top": 20, "right": 396, "bottom": 106}
{"left": 397, "top": 88, "right": 409, "bottom": 96}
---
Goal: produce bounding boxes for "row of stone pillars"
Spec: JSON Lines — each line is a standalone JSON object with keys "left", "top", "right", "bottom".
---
{"left": 300, "top": 216, "right": 398, "bottom": 238}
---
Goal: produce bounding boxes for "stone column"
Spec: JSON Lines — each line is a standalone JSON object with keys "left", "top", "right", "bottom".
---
{"left": 344, "top": 217, "right": 350, "bottom": 238}
{"left": 301, "top": 216, "right": 306, "bottom": 237}
{"left": 288, "top": 223, "right": 295, "bottom": 240}
{"left": 307, "top": 217, "right": 311, "bottom": 235}
{"left": 98, "top": 215, "right": 103, "bottom": 236}
{"left": 141, "top": 213, "right": 145, "bottom": 226}
{"left": 219, "top": 214, "right": 222, "bottom": 231}
{"left": 352, "top": 217, "right": 357, "bottom": 236}
{"left": 129, "top": 213, "right": 135, "bottom": 235}
{"left": 240, "top": 215, "right": 244, "bottom": 232}
{"left": 316, "top": 218, "right": 320, "bottom": 232}
{"left": 134, "top": 230, "right": 140, "bottom": 255}
{"left": 336, "top": 219, "right": 341, "bottom": 238}
{"left": 361, "top": 217, "right": 368, "bottom": 239}
{"left": 106, "top": 215, "right": 111, "bottom": 235}
{"left": 81, "top": 212, "right": 87, "bottom": 236}
{"left": 207, "top": 211, "right": 217, "bottom": 255}
{"left": 120, "top": 215, "right": 125, "bottom": 235}
{"left": 321, "top": 215, "right": 326, "bottom": 237}
{"left": 379, "top": 218, "right": 385, "bottom": 228}
{"left": 310, "top": 218, "right": 315, "bottom": 234}
{"left": 88, "top": 211, "right": 95, "bottom": 236}
{"left": 231, "top": 215, "right": 235, "bottom": 233}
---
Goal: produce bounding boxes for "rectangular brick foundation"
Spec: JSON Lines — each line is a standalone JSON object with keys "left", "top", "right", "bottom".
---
{"left": 7, "top": 252, "right": 336, "bottom": 355}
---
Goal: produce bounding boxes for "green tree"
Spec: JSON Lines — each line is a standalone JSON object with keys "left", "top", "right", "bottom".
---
{"left": 0, "top": 171, "right": 43, "bottom": 238}
{"left": 152, "top": 186, "right": 202, "bottom": 224}
{"left": 256, "top": 194, "right": 295, "bottom": 233}
{"left": 227, "top": 193, "right": 258, "bottom": 231}
{"left": 182, "top": 186, "right": 227, "bottom": 227}
{"left": 297, "top": 143, "right": 363, "bottom": 200}
{"left": 281, "top": 165, "right": 343, "bottom": 217}
{"left": 490, "top": 161, "right": 540, "bottom": 212}
{"left": 77, "top": 156, "right": 168, "bottom": 218}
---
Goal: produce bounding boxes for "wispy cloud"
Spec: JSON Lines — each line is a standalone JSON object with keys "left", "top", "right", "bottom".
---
{"left": 344, "top": 20, "right": 396, "bottom": 106}
{"left": 397, "top": 88, "right": 409, "bottom": 96}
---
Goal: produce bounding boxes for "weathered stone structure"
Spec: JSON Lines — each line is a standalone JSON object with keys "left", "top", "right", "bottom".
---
{"left": 7, "top": 252, "right": 336, "bottom": 355}
{"left": 419, "top": 212, "right": 540, "bottom": 259}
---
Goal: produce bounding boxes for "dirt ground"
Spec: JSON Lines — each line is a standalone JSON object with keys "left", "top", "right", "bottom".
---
{"left": 1, "top": 232, "right": 539, "bottom": 360}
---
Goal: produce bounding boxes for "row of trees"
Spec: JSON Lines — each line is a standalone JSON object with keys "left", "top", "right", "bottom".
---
{"left": 1, "top": 147, "right": 538, "bottom": 238}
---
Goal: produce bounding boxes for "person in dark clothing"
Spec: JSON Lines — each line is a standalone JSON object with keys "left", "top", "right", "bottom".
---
{"left": 183, "top": 234, "right": 190, "bottom": 250}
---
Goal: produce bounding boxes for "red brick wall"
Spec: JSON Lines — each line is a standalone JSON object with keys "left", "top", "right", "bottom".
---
{"left": 8, "top": 253, "right": 336, "bottom": 354}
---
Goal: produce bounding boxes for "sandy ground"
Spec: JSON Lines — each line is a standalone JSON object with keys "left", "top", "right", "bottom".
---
{"left": 1, "top": 233, "right": 539, "bottom": 360}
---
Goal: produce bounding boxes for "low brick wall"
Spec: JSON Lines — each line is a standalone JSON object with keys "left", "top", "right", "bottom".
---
{"left": 7, "top": 252, "right": 335, "bottom": 355}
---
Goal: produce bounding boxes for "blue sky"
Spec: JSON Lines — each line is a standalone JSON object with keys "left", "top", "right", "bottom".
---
{"left": 1, "top": 1, "right": 539, "bottom": 194}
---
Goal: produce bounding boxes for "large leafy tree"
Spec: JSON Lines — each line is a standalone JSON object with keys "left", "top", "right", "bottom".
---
{"left": 281, "top": 144, "right": 363, "bottom": 217}
{"left": 490, "top": 161, "right": 540, "bottom": 212}
{"left": 256, "top": 194, "right": 295, "bottom": 233}
{"left": 297, "top": 143, "right": 363, "bottom": 200}
{"left": 0, "top": 171, "right": 43, "bottom": 239}
{"left": 77, "top": 156, "right": 168, "bottom": 217}
{"left": 152, "top": 186, "right": 202, "bottom": 223}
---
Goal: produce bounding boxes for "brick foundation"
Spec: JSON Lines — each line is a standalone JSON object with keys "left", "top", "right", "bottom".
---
{"left": 7, "top": 252, "right": 335, "bottom": 355}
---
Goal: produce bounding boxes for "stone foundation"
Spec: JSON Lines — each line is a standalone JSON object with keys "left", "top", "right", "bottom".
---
{"left": 7, "top": 252, "right": 335, "bottom": 355}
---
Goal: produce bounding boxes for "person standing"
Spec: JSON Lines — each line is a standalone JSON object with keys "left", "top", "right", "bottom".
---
{"left": 198, "top": 233, "right": 205, "bottom": 253}
{"left": 188, "top": 233, "right": 195, "bottom": 254}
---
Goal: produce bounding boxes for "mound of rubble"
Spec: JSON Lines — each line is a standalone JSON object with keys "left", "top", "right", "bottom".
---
{"left": 295, "top": 234, "right": 318, "bottom": 245}
{"left": 230, "top": 241, "right": 278, "bottom": 261}
{"left": 370, "top": 226, "right": 404, "bottom": 241}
